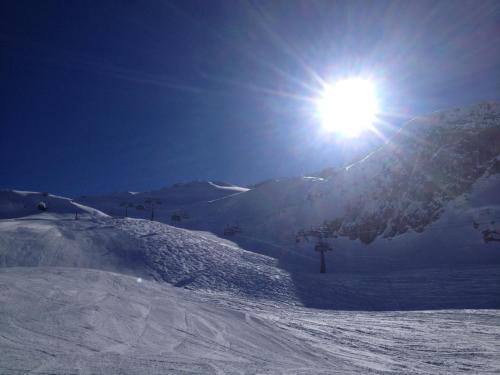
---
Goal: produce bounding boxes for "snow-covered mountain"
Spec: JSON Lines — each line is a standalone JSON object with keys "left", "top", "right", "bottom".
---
{"left": 299, "top": 101, "right": 500, "bottom": 244}
{"left": 76, "top": 180, "right": 248, "bottom": 220}
{"left": 155, "top": 102, "right": 500, "bottom": 271}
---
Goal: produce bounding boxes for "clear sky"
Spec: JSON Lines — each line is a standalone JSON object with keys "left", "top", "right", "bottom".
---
{"left": 1, "top": 0, "right": 500, "bottom": 196}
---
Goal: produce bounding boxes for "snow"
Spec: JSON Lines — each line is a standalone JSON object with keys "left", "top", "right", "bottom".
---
{"left": 0, "top": 205, "right": 499, "bottom": 373}
{"left": 1, "top": 212, "right": 499, "bottom": 310}
{"left": 63, "top": 103, "right": 500, "bottom": 256}
{"left": 76, "top": 180, "right": 249, "bottom": 220}
{"left": 0, "top": 268, "right": 328, "bottom": 374}
{"left": 0, "top": 189, "right": 107, "bottom": 219}
{"left": 208, "top": 180, "right": 249, "bottom": 192}
{"left": 143, "top": 102, "right": 500, "bottom": 272}
{"left": 113, "top": 217, "right": 300, "bottom": 302}
{"left": 1, "top": 267, "right": 499, "bottom": 374}
{"left": 0, "top": 214, "right": 147, "bottom": 277}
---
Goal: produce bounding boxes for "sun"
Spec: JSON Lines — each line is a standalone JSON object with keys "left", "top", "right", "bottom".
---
{"left": 317, "top": 78, "right": 378, "bottom": 137}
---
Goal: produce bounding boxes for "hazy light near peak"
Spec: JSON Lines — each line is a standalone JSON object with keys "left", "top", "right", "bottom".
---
{"left": 317, "top": 78, "right": 378, "bottom": 137}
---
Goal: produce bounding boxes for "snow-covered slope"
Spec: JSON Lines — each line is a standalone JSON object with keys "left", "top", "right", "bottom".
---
{"left": 0, "top": 212, "right": 294, "bottom": 300}
{"left": 76, "top": 180, "right": 248, "bottom": 220}
{"left": 113, "top": 218, "right": 300, "bottom": 302}
{"left": 0, "top": 189, "right": 107, "bottom": 219}
{"left": 1, "top": 211, "right": 498, "bottom": 310}
{"left": 1, "top": 267, "right": 499, "bottom": 374}
{"left": 0, "top": 268, "right": 329, "bottom": 374}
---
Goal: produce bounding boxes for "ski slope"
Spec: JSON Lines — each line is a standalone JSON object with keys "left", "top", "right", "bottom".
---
{"left": 1, "top": 210, "right": 499, "bottom": 308}
{"left": 1, "top": 267, "right": 500, "bottom": 374}
{"left": 0, "top": 207, "right": 499, "bottom": 373}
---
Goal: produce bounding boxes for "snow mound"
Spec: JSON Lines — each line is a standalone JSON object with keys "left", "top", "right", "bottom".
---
{"left": 0, "top": 213, "right": 298, "bottom": 302}
{"left": 0, "top": 214, "right": 147, "bottom": 277}
{"left": 113, "top": 218, "right": 298, "bottom": 302}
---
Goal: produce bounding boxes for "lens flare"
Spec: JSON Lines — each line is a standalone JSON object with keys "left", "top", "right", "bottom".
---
{"left": 317, "top": 78, "right": 378, "bottom": 137}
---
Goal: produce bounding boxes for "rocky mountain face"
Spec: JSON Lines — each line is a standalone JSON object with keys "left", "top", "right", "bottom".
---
{"left": 298, "top": 102, "right": 500, "bottom": 244}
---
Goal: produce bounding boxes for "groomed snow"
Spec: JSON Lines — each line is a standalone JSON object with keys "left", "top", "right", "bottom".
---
{"left": 1, "top": 267, "right": 499, "bottom": 374}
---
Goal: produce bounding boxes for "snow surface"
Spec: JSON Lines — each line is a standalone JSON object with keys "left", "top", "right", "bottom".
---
{"left": 0, "top": 206, "right": 499, "bottom": 373}
{"left": 1, "top": 267, "right": 500, "bottom": 374}
{"left": 0, "top": 213, "right": 146, "bottom": 277}
{"left": 2, "top": 213, "right": 498, "bottom": 310}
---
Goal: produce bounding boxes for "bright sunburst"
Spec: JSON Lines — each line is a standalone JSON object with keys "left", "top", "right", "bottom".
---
{"left": 317, "top": 78, "right": 378, "bottom": 137}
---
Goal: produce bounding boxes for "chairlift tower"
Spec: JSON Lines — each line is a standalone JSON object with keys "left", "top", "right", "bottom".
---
{"left": 315, "top": 239, "right": 332, "bottom": 273}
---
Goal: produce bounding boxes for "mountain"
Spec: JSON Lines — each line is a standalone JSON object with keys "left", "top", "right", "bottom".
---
{"left": 151, "top": 102, "right": 500, "bottom": 271}
{"left": 76, "top": 180, "right": 248, "bottom": 220}
{"left": 299, "top": 101, "right": 500, "bottom": 243}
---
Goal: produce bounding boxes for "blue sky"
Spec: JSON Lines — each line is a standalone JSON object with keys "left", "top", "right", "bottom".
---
{"left": 1, "top": 0, "right": 500, "bottom": 196}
